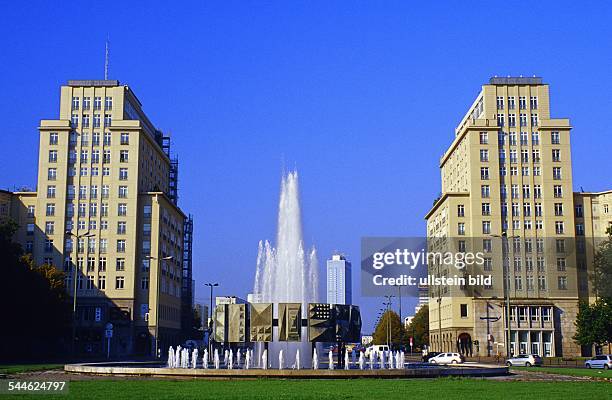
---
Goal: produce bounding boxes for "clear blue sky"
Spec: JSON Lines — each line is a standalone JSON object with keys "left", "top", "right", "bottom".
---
{"left": 1, "top": 1, "right": 611, "bottom": 332}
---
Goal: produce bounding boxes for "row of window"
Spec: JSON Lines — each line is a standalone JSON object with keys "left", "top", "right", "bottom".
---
{"left": 48, "top": 149, "right": 130, "bottom": 164}
{"left": 496, "top": 96, "right": 538, "bottom": 110}
{"left": 47, "top": 167, "right": 128, "bottom": 180}
{"left": 71, "top": 96, "right": 112, "bottom": 111}
{"left": 496, "top": 113, "right": 539, "bottom": 127}
{"left": 71, "top": 114, "right": 111, "bottom": 128}
{"left": 448, "top": 238, "right": 572, "bottom": 254}
{"left": 477, "top": 182, "right": 564, "bottom": 200}
{"left": 49, "top": 132, "right": 130, "bottom": 146}
{"left": 480, "top": 149, "right": 562, "bottom": 164}
{"left": 458, "top": 220, "right": 568, "bottom": 235}
{"left": 479, "top": 131, "right": 560, "bottom": 145}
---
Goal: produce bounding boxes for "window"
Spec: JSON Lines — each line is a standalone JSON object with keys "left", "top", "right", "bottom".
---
{"left": 509, "top": 131, "right": 517, "bottom": 145}
{"left": 83, "top": 97, "right": 91, "bottom": 110}
{"left": 555, "top": 221, "right": 564, "bottom": 234}
{"left": 483, "top": 257, "right": 492, "bottom": 271}
{"left": 499, "top": 150, "right": 506, "bottom": 164}
{"left": 46, "top": 203, "right": 55, "bottom": 216}
{"left": 501, "top": 202, "right": 508, "bottom": 216}
{"left": 102, "top": 185, "right": 110, "bottom": 199}
{"left": 552, "top": 149, "right": 561, "bottom": 162}
{"left": 90, "top": 203, "right": 97, "bottom": 217}
{"left": 519, "top": 96, "right": 526, "bottom": 109}
{"left": 103, "top": 150, "right": 111, "bottom": 163}
{"left": 117, "top": 240, "right": 126, "bottom": 252}
{"left": 479, "top": 132, "right": 488, "bottom": 144}
{"left": 105, "top": 96, "right": 113, "bottom": 110}
{"left": 118, "top": 203, "right": 127, "bottom": 216}
{"left": 120, "top": 150, "right": 129, "bottom": 162}
{"left": 79, "top": 185, "right": 87, "bottom": 199}
{"left": 520, "top": 149, "right": 528, "bottom": 163}
{"left": 90, "top": 185, "right": 98, "bottom": 199}
{"left": 80, "top": 167, "right": 88, "bottom": 176}
{"left": 26, "top": 223, "right": 35, "bottom": 235}
{"left": 553, "top": 167, "right": 562, "bottom": 180}
{"left": 87, "top": 256, "right": 96, "bottom": 272}
{"left": 526, "top": 276, "right": 534, "bottom": 291}
{"left": 542, "top": 307, "right": 551, "bottom": 321}
{"left": 532, "top": 149, "right": 540, "bottom": 163}
{"left": 460, "top": 304, "right": 468, "bottom": 318}
{"left": 551, "top": 132, "right": 560, "bottom": 145}
{"left": 104, "top": 114, "right": 111, "bottom": 126}
{"left": 98, "top": 276, "right": 106, "bottom": 290}
{"left": 534, "top": 185, "right": 542, "bottom": 199}
{"left": 118, "top": 186, "right": 128, "bottom": 198}
{"left": 117, "top": 221, "right": 127, "bottom": 234}
{"left": 508, "top": 114, "right": 516, "bottom": 127}
{"left": 515, "top": 276, "right": 523, "bottom": 291}
{"left": 556, "top": 239, "right": 566, "bottom": 253}
{"left": 119, "top": 168, "right": 128, "bottom": 180}
{"left": 532, "top": 132, "right": 539, "bottom": 145}
{"left": 576, "top": 224, "right": 584, "bottom": 236}
{"left": 558, "top": 276, "right": 568, "bottom": 290}
{"left": 93, "top": 114, "right": 101, "bottom": 128}
{"left": 457, "top": 205, "right": 465, "bottom": 217}
{"left": 47, "top": 185, "right": 56, "bottom": 198}
{"left": 103, "top": 132, "right": 111, "bottom": 146}
{"left": 554, "top": 203, "right": 563, "bottom": 216}
{"left": 88, "top": 238, "right": 96, "bottom": 252}
{"left": 496, "top": 96, "right": 504, "bottom": 109}
{"left": 101, "top": 203, "right": 109, "bottom": 217}
{"left": 92, "top": 132, "right": 100, "bottom": 146}
{"left": 48, "top": 168, "right": 57, "bottom": 180}
{"left": 82, "top": 115, "right": 90, "bottom": 128}
{"left": 498, "top": 131, "right": 506, "bottom": 145}
{"left": 510, "top": 166, "right": 518, "bottom": 176}
{"left": 141, "top": 277, "right": 149, "bottom": 290}
{"left": 116, "top": 258, "right": 125, "bottom": 271}
{"left": 519, "top": 113, "right": 527, "bottom": 127}
{"left": 45, "top": 221, "right": 55, "bottom": 234}
{"left": 71, "top": 114, "right": 79, "bottom": 126}
{"left": 482, "top": 221, "right": 491, "bottom": 234}
{"left": 554, "top": 185, "right": 563, "bottom": 198}
{"left": 44, "top": 239, "right": 54, "bottom": 252}
{"left": 523, "top": 203, "right": 531, "bottom": 217}
{"left": 480, "top": 149, "right": 489, "bottom": 162}
{"left": 89, "top": 220, "right": 97, "bottom": 230}
{"left": 115, "top": 276, "right": 125, "bottom": 290}
{"left": 120, "top": 133, "right": 129, "bottom": 145}
{"left": 91, "top": 150, "right": 100, "bottom": 163}
{"left": 530, "top": 96, "right": 538, "bottom": 109}
{"left": 49, "top": 132, "right": 59, "bottom": 145}
{"left": 142, "top": 259, "right": 150, "bottom": 272}
{"left": 483, "top": 239, "right": 492, "bottom": 253}
{"left": 512, "top": 184, "right": 519, "bottom": 198}
{"left": 94, "top": 96, "right": 101, "bottom": 110}
{"left": 508, "top": 96, "right": 515, "bottom": 109}
{"left": 458, "top": 223, "right": 465, "bottom": 235}
{"left": 603, "top": 204, "right": 609, "bottom": 213}
{"left": 575, "top": 204, "right": 583, "bottom": 218}
{"left": 482, "top": 203, "right": 490, "bottom": 216}
{"left": 481, "top": 167, "right": 489, "bottom": 180}
{"left": 533, "top": 166, "right": 541, "bottom": 176}
{"left": 481, "top": 185, "right": 490, "bottom": 198}
{"left": 497, "top": 114, "right": 504, "bottom": 127}
{"left": 103, "top": 167, "right": 110, "bottom": 176}
{"left": 48, "top": 150, "right": 58, "bottom": 163}
{"left": 143, "top": 205, "right": 152, "bottom": 218}
{"left": 556, "top": 258, "right": 566, "bottom": 271}
{"left": 522, "top": 185, "right": 530, "bottom": 198}
{"left": 143, "top": 223, "right": 151, "bottom": 236}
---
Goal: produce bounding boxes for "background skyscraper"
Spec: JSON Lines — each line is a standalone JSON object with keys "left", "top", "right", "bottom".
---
{"left": 326, "top": 254, "right": 352, "bottom": 305}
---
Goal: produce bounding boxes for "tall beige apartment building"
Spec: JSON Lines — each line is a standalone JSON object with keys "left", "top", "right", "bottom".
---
{"left": 6, "top": 80, "right": 193, "bottom": 357}
{"left": 425, "top": 77, "right": 610, "bottom": 358}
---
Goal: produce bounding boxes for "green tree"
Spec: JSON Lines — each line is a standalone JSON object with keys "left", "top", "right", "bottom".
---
{"left": 591, "top": 234, "right": 612, "bottom": 300}
{"left": 574, "top": 298, "right": 612, "bottom": 349}
{"left": 406, "top": 305, "right": 429, "bottom": 350}
{"left": 0, "top": 220, "right": 70, "bottom": 361}
{"left": 372, "top": 310, "right": 408, "bottom": 349}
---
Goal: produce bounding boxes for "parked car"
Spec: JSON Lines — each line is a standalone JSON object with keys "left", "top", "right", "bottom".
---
{"left": 365, "top": 345, "right": 389, "bottom": 358}
{"left": 428, "top": 352, "right": 463, "bottom": 365}
{"left": 505, "top": 354, "right": 543, "bottom": 367}
{"left": 585, "top": 354, "right": 612, "bottom": 369}
{"left": 422, "top": 352, "right": 441, "bottom": 362}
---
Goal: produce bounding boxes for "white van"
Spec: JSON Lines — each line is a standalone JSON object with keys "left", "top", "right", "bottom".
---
{"left": 365, "top": 345, "right": 389, "bottom": 358}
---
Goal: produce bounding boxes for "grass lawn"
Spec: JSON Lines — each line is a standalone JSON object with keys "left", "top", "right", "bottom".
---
{"left": 2, "top": 378, "right": 610, "bottom": 400}
{"left": 512, "top": 366, "right": 612, "bottom": 379}
{"left": 0, "top": 364, "right": 63, "bottom": 374}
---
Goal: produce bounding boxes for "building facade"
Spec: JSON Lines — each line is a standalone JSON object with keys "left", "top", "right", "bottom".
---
{"left": 425, "top": 77, "right": 610, "bottom": 358}
{"left": 5, "top": 80, "right": 193, "bottom": 357}
{"left": 326, "top": 254, "right": 352, "bottom": 305}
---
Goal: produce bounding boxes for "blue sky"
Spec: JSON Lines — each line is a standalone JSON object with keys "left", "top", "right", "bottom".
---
{"left": 1, "top": 1, "right": 611, "bottom": 332}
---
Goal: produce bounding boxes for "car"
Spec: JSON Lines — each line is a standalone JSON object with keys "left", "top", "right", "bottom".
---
{"left": 585, "top": 354, "right": 612, "bottom": 369}
{"left": 422, "top": 352, "right": 441, "bottom": 362}
{"left": 365, "top": 345, "right": 389, "bottom": 358}
{"left": 506, "top": 354, "right": 543, "bottom": 367}
{"left": 428, "top": 352, "right": 463, "bottom": 365}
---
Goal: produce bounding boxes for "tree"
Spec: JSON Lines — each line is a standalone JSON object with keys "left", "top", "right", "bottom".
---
{"left": 372, "top": 310, "right": 408, "bottom": 349}
{"left": 406, "top": 305, "right": 429, "bottom": 350}
{"left": 574, "top": 298, "right": 612, "bottom": 350}
{"left": 0, "top": 220, "right": 71, "bottom": 361}
{"left": 591, "top": 234, "right": 612, "bottom": 300}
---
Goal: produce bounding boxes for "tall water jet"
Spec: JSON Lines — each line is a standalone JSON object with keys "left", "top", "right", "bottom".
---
{"left": 359, "top": 352, "right": 365, "bottom": 370}
{"left": 344, "top": 351, "right": 350, "bottom": 370}
{"left": 262, "top": 349, "right": 268, "bottom": 370}
{"left": 313, "top": 348, "right": 319, "bottom": 370}
{"left": 253, "top": 171, "right": 319, "bottom": 368}
{"left": 214, "top": 349, "right": 220, "bottom": 369}
{"left": 192, "top": 349, "right": 198, "bottom": 369}
{"left": 202, "top": 349, "right": 208, "bottom": 369}
{"left": 294, "top": 349, "right": 301, "bottom": 370}
{"left": 279, "top": 349, "right": 285, "bottom": 370}
{"left": 328, "top": 350, "right": 334, "bottom": 370}
{"left": 167, "top": 347, "right": 175, "bottom": 368}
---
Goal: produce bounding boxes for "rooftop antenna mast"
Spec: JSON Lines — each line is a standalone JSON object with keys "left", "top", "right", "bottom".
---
{"left": 104, "top": 35, "right": 110, "bottom": 80}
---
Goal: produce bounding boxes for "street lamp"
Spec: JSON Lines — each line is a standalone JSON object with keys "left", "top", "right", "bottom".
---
{"left": 146, "top": 254, "right": 173, "bottom": 358}
{"left": 205, "top": 282, "right": 219, "bottom": 354}
{"left": 384, "top": 295, "right": 394, "bottom": 349}
{"left": 491, "top": 231, "right": 519, "bottom": 358}
{"left": 65, "top": 230, "right": 94, "bottom": 357}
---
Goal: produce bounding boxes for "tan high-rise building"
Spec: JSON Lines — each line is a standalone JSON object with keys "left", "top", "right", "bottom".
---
{"left": 6, "top": 80, "right": 193, "bottom": 357}
{"left": 425, "top": 77, "right": 610, "bottom": 358}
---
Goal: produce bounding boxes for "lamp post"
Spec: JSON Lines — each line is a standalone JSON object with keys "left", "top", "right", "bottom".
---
{"left": 146, "top": 254, "right": 173, "bottom": 358}
{"left": 384, "top": 295, "right": 394, "bottom": 349}
{"left": 205, "top": 282, "right": 219, "bottom": 355}
{"left": 65, "top": 230, "right": 94, "bottom": 358}
{"left": 491, "top": 231, "right": 519, "bottom": 358}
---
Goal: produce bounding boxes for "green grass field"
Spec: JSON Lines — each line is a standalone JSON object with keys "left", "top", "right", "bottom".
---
{"left": 2, "top": 378, "right": 610, "bottom": 400}
{"left": 512, "top": 366, "right": 612, "bottom": 379}
{"left": 0, "top": 364, "right": 63, "bottom": 374}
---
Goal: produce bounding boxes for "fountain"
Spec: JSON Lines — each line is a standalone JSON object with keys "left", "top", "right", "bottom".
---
{"left": 214, "top": 349, "right": 220, "bottom": 369}
{"left": 328, "top": 350, "right": 334, "bottom": 370}
{"left": 192, "top": 349, "right": 198, "bottom": 369}
{"left": 202, "top": 349, "right": 208, "bottom": 369}
{"left": 228, "top": 349, "right": 234, "bottom": 370}
{"left": 344, "top": 351, "right": 350, "bottom": 370}
{"left": 167, "top": 347, "right": 175, "bottom": 368}
{"left": 369, "top": 352, "right": 375, "bottom": 370}
{"left": 359, "top": 352, "right": 365, "bottom": 370}
{"left": 294, "top": 349, "right": 301, "bottom": 370}
{"left": 389, "top": 351, "right": 394, "bottom": 369}
{"left": 262, "top": 349, "right": 268, "bottom": 370}
{"left": 313, "top": 348, "right": 319, "bottom": 370}
{"left": 380, "top": 351, "right": 386, "bottom": 369}
{"left": 245, "top": 349, "right": 251, "bottom": 369}
{"left": 253, "top": 171, "right": 319, "bottom": 368}
{"left": 175, "top": 345, "right": 181, "bottom": 368}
